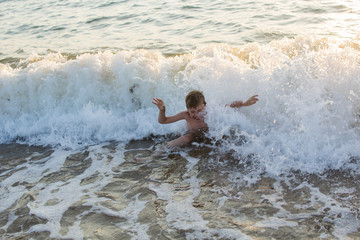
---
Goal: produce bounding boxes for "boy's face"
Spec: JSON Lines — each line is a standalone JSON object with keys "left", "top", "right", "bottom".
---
{"left": 187, "top": 103, "right": 206, "bottom": 120}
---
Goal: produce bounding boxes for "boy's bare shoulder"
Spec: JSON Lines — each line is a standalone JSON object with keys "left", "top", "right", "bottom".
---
{"left": 170, "top": 110, "right": 189, "bottom": 121}
{"left": 173, "top": 111, "right": 192, "bottom": 121}
{"left": 180, "top": 111, "right": 190, "bottom": 119}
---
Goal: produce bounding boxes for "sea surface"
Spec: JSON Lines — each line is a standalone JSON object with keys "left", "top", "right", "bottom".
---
{"left": 0, "top": 0, "right": 360, "bottom": 239}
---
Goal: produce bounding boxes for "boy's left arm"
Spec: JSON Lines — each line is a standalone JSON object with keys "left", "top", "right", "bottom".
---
{"left": 228, "top": 95, "right": 259, "bottom": 108}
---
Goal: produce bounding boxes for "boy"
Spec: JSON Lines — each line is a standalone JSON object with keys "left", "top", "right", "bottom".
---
{"left": 152, "top": 90, "right": 258, "bottom": 148}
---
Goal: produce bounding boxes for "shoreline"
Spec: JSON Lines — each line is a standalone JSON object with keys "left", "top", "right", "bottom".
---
{"left": 0, "top": 141, "right": 359, "bottom": 239}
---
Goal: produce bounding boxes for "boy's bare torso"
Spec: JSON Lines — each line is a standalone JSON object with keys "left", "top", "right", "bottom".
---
{"left": 179, "top": 111, "right": 208, "bottom": 130}
{"left": 152, "top": 94, "right": 259, "bottom": 148}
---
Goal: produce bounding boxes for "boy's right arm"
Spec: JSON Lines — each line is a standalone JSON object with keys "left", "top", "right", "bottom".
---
{"left": 152, "top": 98, "right": 186, "bottom": 124}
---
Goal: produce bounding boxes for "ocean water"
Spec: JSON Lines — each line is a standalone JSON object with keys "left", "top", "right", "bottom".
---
{"left": 1, "top": 0, "right": 360, "bottom": 239}
{"left": 1, "top": 0, "right": 360, "bottom": 59}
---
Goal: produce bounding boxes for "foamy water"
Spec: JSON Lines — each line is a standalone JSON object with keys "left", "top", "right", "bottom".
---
{"left": 1, "top": 142, "right": 359, "bottom": 239}
{"left": 1, "top": 36, "right": 360, "bottom": 174}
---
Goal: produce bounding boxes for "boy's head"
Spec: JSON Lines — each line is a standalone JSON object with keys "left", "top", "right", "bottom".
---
{"left": 186, "top": 90, "right": 206, "bottom": 109}
{"left": 186, "top": 90, "right": 206, "bottom": 120}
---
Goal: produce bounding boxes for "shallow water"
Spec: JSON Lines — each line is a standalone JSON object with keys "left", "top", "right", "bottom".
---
{"left": 0, "top": 141, "right": 359, "bottom": 239}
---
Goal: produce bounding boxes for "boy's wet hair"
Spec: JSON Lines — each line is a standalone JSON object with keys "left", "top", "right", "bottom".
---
{"left": 185, "top": 90, "right": 206, "bottom": 109}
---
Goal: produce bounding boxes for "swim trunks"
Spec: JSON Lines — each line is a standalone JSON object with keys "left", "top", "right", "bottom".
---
{"left": 186, "top": 127, "right": 209, "bottom": 143}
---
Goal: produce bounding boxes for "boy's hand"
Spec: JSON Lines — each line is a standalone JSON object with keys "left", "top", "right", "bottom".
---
{"left": 152, "top": 98, "right": 166, "bottom": 111}
{"left": 243, "top": 95, "right": 259, "bottom": 106}
{"left": 230, "top": 95, "right": 259, "bottom": 108}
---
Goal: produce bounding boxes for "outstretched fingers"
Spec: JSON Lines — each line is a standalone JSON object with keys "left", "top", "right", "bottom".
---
{"left": 246, "top": 95, "right": 259, "bottom": 106}
{"left": 152, "top": 97, "right": 161, "bottom": 105}
{"left": 152, "top": 98, "right": 165, "bottom": 110}
{"left": 241, "top": 95, "right": 258, "bottom": 106}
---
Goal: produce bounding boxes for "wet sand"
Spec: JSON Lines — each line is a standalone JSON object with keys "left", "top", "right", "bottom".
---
{"left": 0, "top": 141, "right": 359, "bottom": 239}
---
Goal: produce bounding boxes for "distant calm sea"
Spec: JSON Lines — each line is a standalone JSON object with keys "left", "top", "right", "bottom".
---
{"left": 1, "top": 0, "right": 359, "bottom": 60}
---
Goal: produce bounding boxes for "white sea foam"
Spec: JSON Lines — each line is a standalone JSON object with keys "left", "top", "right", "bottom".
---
{"left": 10, "top": 144, "right": 125, "bottom": 239}
{"left": 0, "top": 36, "right": 360, "bottom": 174}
